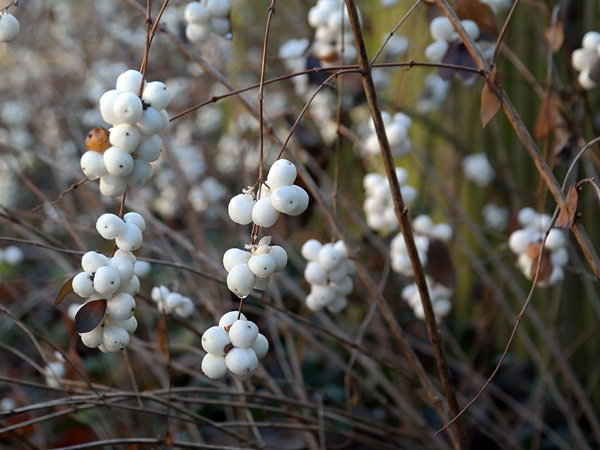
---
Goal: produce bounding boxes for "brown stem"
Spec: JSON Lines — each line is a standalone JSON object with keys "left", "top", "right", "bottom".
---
{"left": 344, "top": 0, "right": 465, "bottom": 448}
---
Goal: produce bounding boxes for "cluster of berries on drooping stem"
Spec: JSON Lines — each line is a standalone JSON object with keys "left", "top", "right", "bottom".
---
{"left": 363, "top": 167, "right": 417, "bottom": 233}
{"left": 571, "top": 31, "right": 600, "bottom": 90}
{"left": 201, "top": 311, "right": 269, "bottom": 380}
{"left": 508, "top": 208, "right": 568, "bottom": 287}
{"left": 301, "top": 239, "right": 356, "bottom": 313}
{"left": 223, "top": 236, "right": 288, "bottom": 298}
{"left": 390, "top": 215, "right": 454, "bottom": 320}
{"left": 71, "top": 212, "right": 146, "bottom": 352}
{"left": 359, "top": 111, "right": 413, "bottom": 158}
{"left": 150, "top": 285, "right": 195, "bottom": 318}
{"left": 0, "top": 9, "right": 19, "bottom": 42}
{"left": 462, "top": 153, "right": 495, "bottom": 187}
{"left": 184, "top": 0, "right": 232, "bottom": 43}
{"left": 425, "top": 17, "right": 494, "bottom": 75}
{"left": 308, "top": 0, "right": 360, "bottom": 65}
{"left": 81, "top": 69, "right": 172, "bottom": 197}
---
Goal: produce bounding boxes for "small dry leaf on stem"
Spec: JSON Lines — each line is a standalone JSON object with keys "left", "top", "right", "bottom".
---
{"left": 544, "top": 20, "right": 564, "bottom": 53}
{"left": 534, "top": 91, "right": 559, "bottom": 140}
{"left": 481, "top": 66, "right": 502, "bottom": 127}
{"left": 74, "top": 299, "right": 107, "bottom": 334}
{"left": 54, "top": 275, "right": 75, "bottom": 307}
{"left": 455, "top": 0, "right": 498, "bottom": 38}
{"left": 527, "top": 242, "right": 553, "bottom": 282}
{"left": 555, "top": 183, "right": 579, "bottom": 228}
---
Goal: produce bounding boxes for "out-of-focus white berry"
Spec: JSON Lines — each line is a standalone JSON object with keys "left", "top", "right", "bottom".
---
{"left": 430, "top": 17, "right": 455, "bottom": 42}
{"left": 202, "top": 353, "right": 228, "bottom": 379}
{"left": 431, "top": 223, "right": 453, "bottom": 242}
{"left": 229, "top": 320, "right": 259, "bottom": 348}
{"left": 578, "top": 70, "right": 596, "bottom": 90}
{"left": 3, "top": 246, "right": 23, "bottom": 266}
{"left": 102, "top": 325, "right": 130, "bottom": 352}
{"left": 301, "top": 239, "right": 322, "bottom": 261}
{"left": 327, "top": 295, "right": 348, "bottom": 313}
{"left": 310, "top": 284, "right": 336, "bottom": 306}
{"left": 462, "top": 153, "right": 495, "bottom": 187}
{"left": 227, "top": 264, "right": 256, "bottom": 298}
{"left": 318, "top": 243, "right": 343, "bottom": 271}
{"left": 508, "top": 229, "right": 536, "bottom": 254}
{"left": 206, "top": 0, "right": 231, "bottom": 18}
{"left": 186, "top": 22, "right": 210, "bottom": 43}
{"left": 545, "top": 228, "right": 565, "bottom": 251}
{"left": 250, "top": 333, "right": 269, "bottom": 359}
{"left": 185, "top": 2, "right": 210, "bottom": 24}
{"left": 251, "top": 197, "right": 280, "bottom": 228}
{"left": 115, "top": 223, "right": 143, "bottom": 252}
{"left": 571, "top": 48, "right": 596, "bottom": 71}
{"left": 412, "top": 215, "right": 434, "bottom": 235}
{"left": 175, "top": 297, "right": 195, "bottom": 318}
{"left": 218, "top": 310, "right": 247, "bottom": 329}
{"left": 80, "top": 151, "right": 108, "bottom": 180}
{"left": 209, "top": 16, "right": 231, "bottom": 37}
{"left": 517, "top": 207, "right": 537, "bottom": 227}
{"left": 582, "top": 31, "right": 600, "bottom": 51}
{"left": 225, "top": 347, "right": 259, "bottom": 376}
{"left": 0, "top": 12, "right": 20, "bottom": 43}
{"left": 330, "top": 276, "right": 353, "bottom": 296}
{"left": 482, "top": 203, "right": 509, "bottom": 231}
{"left": 462, "top": 20, "right": 480, "bottom": 41}
{"left": 551, "top": 247, "right": 569, "bottom": 267}
{"left": 202, "top": 325, "right": 231, "bottom": 355}
{"left": 425, "top": 41, "right": 449, "bottom": 63}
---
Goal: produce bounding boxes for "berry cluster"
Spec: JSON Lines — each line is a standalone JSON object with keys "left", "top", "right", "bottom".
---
{"left": 224, "top": 236, "right": 288, "bottom": 298}
{"left": 360, "top": 111, "right": 412, "bottom": 158}
{"left": 81, "top": 70, "right": 172, "bottom": 197}
{"left": 150, "top": 285, "right": 195, "bottom": 318}
{"left": 227, "top": 159, "right": 309, "bottom": 228}
{"left": 301, "top": 239, "right": 356, "bottom": 313}
{"left": 201, "top": 311, "right": 269, "bottom": 381}
{"left": 390, "top": 215, "right": 452, "bottom": 277}
{"left": 0, "top": 11, "right": 19, "bottom": 42}
{"left": 571, "top": 32, "right": 600, "bottom": 90}
{"left": 425, "top": 17, "right": 493, "bottom": 66}
{"left": 278, "top": 38, "right": 311, "bottom": 95}
{"left": 508, "top": 208, "right": 568, "bottom": 286}
{"left": 42, "top": 352, "right": 66, "bottom": 389}
{"left": 363, "top": 168, "right": 417, "bottom": 233}
{"left": 417, "top": 73, "right": 449, "bottom": 113}
{"left": 401, "top": 277, "right": 452, "bottom": 321}
{"left": 462, "top": 153, "right": 495, "bottom": 187}
{"left": 308, "top": 0, "right": 359, "bottom": 65}
{"left": 184, "top": 0, "right": 231, "bottom": 43}
{"left": 72, "top": 212, "right": 146, "bottom": 352}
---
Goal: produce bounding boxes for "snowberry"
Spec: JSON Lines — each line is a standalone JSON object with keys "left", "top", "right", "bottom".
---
{"left": 225, "top": 347, "right": 258, "bottom": 376}
{"left": 218, "top": 311, "right": 247, "bottom": 329}
{"left": 136, "top": 107, "right": 163, "bottom": 136}
{"left": 175, "top": 297, "right": 195, "bottom": 318}
{"left": 223, "top": 248, "right": 252, "bottom": 272}
{"left": 107, "top": 255, "right": 135, "bottom": 283}
{"left": 0, "top": 12, "right": 20, "bottom": 42}
{"left": 462, "top": 20, "right": 480, "bottom": 41}
{"left": 508, "top": 229, "right": 535, "bottom": 254}
{"left": 116, "top": 316, "right": 138, "bottom": 334}
{"left": 305, "top": 261, "right": 328, "bottom": 285}
{"left": 269, "top": 245, "right": 288, "bottom": 272}
{"left": 206, "top": 0, "right": 231, "bottom": 18}
{"left": 82, "top": 251, "right": 108, "bottom": 273}
{"left": 228, "top": 193, "right": 255, "bottom": 225}
{"left": 142, "top": 81, "right": 172, "bottom": 111}
{"left": 115, "top": 223, "right": 143, "bottom": 252}
{"left": 310, "top": 284, "right": 336, "bottom": 307}
{"left": 135, "top": 135, "right": 162, "bottom": 162}
{"left": 330, "top": 276, "right": 354, "bottom": 297}
{"left": 93, "top": 266, "right": 121, "bottom": 296}
{"left": 250, "top": 333, "right": 269, "bottom": 359}
{"left": 202, "top": 353, "right": 228, "bottom": 379}
{"left": 106, "top": 293, "right": 136, "bottom": 321}
{"left": 99, "top": 173, "right": 127, "bottom": 197}
{"left": 116, "top": 70, "right": 145, "bottom": 94}
{"left": 123, "top": 212, "right": 145, "bottom": 231}
{"left": 185, "top": 2, "right": 210, "bottom": 24}
{"left": 109, "top": 124, "right": 140, "bottom": 153}
{"left": 80, "top": 151, "right": 108, "bottom": 180}
{"left": 113, "top": 92, "right": 144, "bottom": 124}
{"left": 254, "top": 277, "right": 270, "bottom": 290}
{"left": 96, "top": 213, "right": 126, "bottom": 240}
{"left": 425, "top": 41, "right": 449, "bottom": 63}
{"left": 72, "top": 272, "right": 96, "bottom": 297}
{"left": 102, "top": 325, "right": 130, "bottom": 352}
{"left": 80, "top": 326, "right": 104, "bottom": 348}
{"left": 126, "top": 159, "right": 153, "bottom": 189}
{"left": 118, "top": 275, "right": 140, "bottom": 296}
{"left": 431, "top": 223, "right": 453, "bottom": 242}
{"left": 251, "top": 197, "right": 280, "bottom": 228}
{"left": 412, "top": 215, "right": 434, "bottom": 235}
{"left": 228, "top": 320, "right": 259, "bottom": 348}
{"left": 202, "top": 325, "right": 231, "bottom": 355}
{"left": 99, "top": 90, "right": 122, "bottom": 125}
{"left": 266, "top": 159, "right": 297, "bottom": 189}
{"left": 186, "top": 23, "right": 211, "bottom": 43}
{"left": 226, "top": 264, "right": 256, "bottom": 298}
{"left": 318, "top": 244, "right": 343, "bottom": 271}
{"left": 151, "top": 285, "right": 170, "bottom": 303}
{"left": 301, "top": 239, "right": 323, "bottom": 261}
{"left": 104, "top": 147, "right": 134, "bottom": 177}
{"left": 327, "top": 296, "right": 348, "bottom": 313}
{"left": 248, "top": 253, "right": 276, "bottom": 279}
{"left": 582, "top": 31, "right": 600, "bottom": 51}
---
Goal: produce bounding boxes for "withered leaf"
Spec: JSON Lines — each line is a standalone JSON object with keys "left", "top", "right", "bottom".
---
{"left": 555, "top": 183, "right": 579, "bottom": 228}
{"left": 55, "top": 275, "right": 75, "bottom": 307}
{"left": 427, "top": 238, "right": 457, "bottom": 290}
{"left": 527, "top": 243, "right": 553, "bottom": 282}
{"left": 544, "top": 20, "right": 564, "bottom": 53}
{"left": 74, "top": 299, "right": 107, "bottom": 334}
{"left": 456, "top": 0, "right": 498, "bottom": 37}
{"left": 534, "top": 91, "right": 558, "bottom": 140}
{"left": 481, "top": 81, "right": 502, "bottom": 127}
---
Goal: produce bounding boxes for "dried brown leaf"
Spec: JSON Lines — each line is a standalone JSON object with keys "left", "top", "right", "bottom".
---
{"left": 544, "top": 20, "right": 564, "bottom": 53}
{"left": 74, "top": 299, "right": 107, "bottom": 334}
{"left": 481, "top": 82, "right": 501, "bottom": 127}
{"left": 456, "top": 0, "right": 498, "bottom": 37}
{"left": 534, "top": 91, "right": 557, "bottom": 140}
{"left": 55, "top": 275, "right": 75, "bottom": 307}
{"left": 427, "top": 238, "right": 457, "bottom": 290}
{"left": 555, "top": 183, "right": 579, "bottom": 228}
{"left": 527, "top": 243, "right": 553, "bottom": 282}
